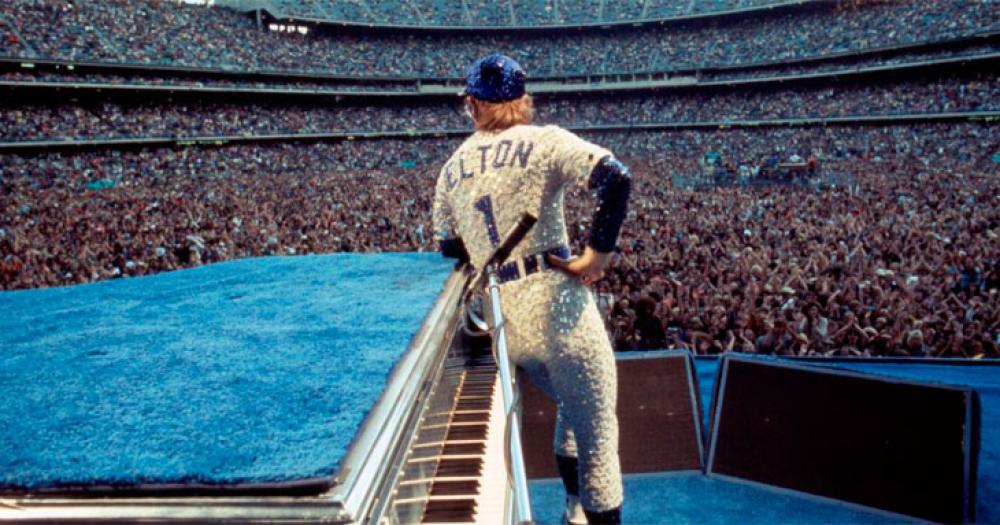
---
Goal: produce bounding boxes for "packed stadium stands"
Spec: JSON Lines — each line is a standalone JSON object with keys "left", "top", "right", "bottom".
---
{"left": 1, "top": 0, "right": 997, "bottom": 76}
{"left": 0, "top": 0, "right": 997, "bottom": 357}
{"left": 266, "top": 0, "right": 792, "bottom": 26}
{"left": 3, "top": 42, "right": 999, "bottom": 96}
{"left": 0, "top": 70, "right": 419, "bottom": 92}
{"left": 4, "top": 122, "right": 998, "bottom": 357}
{"left": 2, "top": 72, "right": 997, "bottom": 142}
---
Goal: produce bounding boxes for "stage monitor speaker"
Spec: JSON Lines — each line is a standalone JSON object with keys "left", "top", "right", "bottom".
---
{"left": 707, "top": 355, "right": 979, "bottom": 524}
{"left": 519, "top": 350, "right": 703, "bottom": 479}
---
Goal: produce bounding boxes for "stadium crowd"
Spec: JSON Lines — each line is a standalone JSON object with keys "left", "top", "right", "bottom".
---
{"left": 0, "top": 100, "right": 459, "bottom": 141}
{"left": 3, "top": 39, "right": 997, "bottom": 91}
{"left": 0, "top": 139, "right": 449, "bottom": 289}
{"left": 705, "top": 44, "right": 1000, "bottom": 82}
{"left": 3, "top": 73, "right": 997, "bottom": 142}
{"left": 3, "top": 124, "right": 998, "bottom": 358}
{"left": 549, "top": 74, "right": 999, "bottom": 126}
{"left": 271, "top": 0, "right": 788, "bottom": 26}
{"left": 1, "top": 0, "right": 997, "bottom": 76}
{"left": 0, "top": 71, "right": 420, "bottom": 92}
{"left": 593, "top": 158, "right": 1000, "bottom": 359}
{"left": 579, "top": 125, "right": 1000, "bottom": 358}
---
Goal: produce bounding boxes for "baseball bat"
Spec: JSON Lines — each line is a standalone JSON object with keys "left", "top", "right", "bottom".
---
{"left": 485, "top": 212, "right": 538, "bottom": 268}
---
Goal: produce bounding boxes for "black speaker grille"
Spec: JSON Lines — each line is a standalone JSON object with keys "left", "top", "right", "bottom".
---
{"left": 709, "top": 357, "right": 976, "bottom": 523}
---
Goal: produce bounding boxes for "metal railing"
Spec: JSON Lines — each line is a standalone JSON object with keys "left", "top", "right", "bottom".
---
{"left": 465, "top": 213, "right": 538, "bottom": 524}
{"left": 486, "top": 268, "right": 533, "bottom": 524}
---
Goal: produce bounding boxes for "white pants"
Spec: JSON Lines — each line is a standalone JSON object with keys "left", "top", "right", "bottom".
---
{"left": 499, "top": 270, "right": 623, "bottom": 512}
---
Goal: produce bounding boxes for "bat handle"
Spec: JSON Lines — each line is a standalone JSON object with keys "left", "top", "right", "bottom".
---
{"left": 487, "top": 212, "right": 538, "bottom": 268}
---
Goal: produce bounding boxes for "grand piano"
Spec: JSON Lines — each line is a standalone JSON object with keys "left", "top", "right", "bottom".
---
{"left": 0, "top": 260, "right": 526, "bottom": 524}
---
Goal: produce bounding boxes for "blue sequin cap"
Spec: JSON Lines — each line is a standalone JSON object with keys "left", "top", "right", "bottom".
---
{"left": 462, "top": 53, "right": 526, "bottom": 102}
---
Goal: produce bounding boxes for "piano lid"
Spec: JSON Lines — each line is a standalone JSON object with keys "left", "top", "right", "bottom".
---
{"left": 0, "top": 254, "right": 466, "bottom": 524}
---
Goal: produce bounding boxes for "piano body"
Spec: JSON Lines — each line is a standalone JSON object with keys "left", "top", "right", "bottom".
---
{"left": 0, "top": 268, "right": 524, "bottom": 524}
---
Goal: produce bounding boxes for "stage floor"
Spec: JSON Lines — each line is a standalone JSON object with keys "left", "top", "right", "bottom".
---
{"left": 530, "top": 471, "right": 920, "bottom": 524}
{"left": 0, "top": 253, "right": 454, "bottom": 491}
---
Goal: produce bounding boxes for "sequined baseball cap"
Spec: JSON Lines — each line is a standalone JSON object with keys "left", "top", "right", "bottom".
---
{"left": 461, "top": 53, "right": 526, "bottom": 103}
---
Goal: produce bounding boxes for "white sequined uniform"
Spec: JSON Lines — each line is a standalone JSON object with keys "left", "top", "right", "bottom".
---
{"left": 432, "top": 124, "right": 623, "bottom": 512}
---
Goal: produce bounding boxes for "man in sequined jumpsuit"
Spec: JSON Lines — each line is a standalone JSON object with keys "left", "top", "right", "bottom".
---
{"left": 433, "top": 54, "right": 631, "bottom": 525}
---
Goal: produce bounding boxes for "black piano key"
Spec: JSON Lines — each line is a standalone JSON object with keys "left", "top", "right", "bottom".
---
{"left": 422, "top": 499, "right": 477, "bottom": 523}
{"left": 457, "top": 392, "right": 492, "bottom": 400}
{"left": 459, "top": 386, "right": 493, "bottom": 393}
{"left": 431, "top": 480, "right": 480, "bottom": 497}
{"left": 456, "top": 393, "right": 493, "bottom": 404}
{"left": 462, "top": 379, "right": 495, "bottom": 387}
{"left": 458, "top": 389, "right": 492, "bottom": 396}
{"left": 456, "top": 392, "right": 492, "bottom": 401}
{"left": 446, "top": 424, "right": 488, "bottom": 441}
{"left": 442, "top": 442, "right": 485, "bottom": 456}
{"left": 435, "top": 458, "right": 482, "bottom": 477}
{"left": 458, "top": 391, "right": 493, "bottom": 399}
{"left": 455, "top": 399, "right": 491, "bottom": 410}
{"left": 461, "top": 381, "right": 496, "bottom": 392}
{"left": 451, "top": 412, "right": 489, "bottom": 423}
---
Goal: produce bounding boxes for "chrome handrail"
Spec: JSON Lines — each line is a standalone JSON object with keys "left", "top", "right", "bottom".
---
{"left": 484, "top": 266, "right": 533, "bottom": 525}
{"left": 456, "top": 212, "right": 537, "bottom": 524}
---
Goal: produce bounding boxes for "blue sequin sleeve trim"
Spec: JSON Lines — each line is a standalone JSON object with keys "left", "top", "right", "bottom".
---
{"left": 439, "top": 237, "right": 470, "bottom": 263}
{"left": 587, "top": 157, "right": 632, "bottom": 253}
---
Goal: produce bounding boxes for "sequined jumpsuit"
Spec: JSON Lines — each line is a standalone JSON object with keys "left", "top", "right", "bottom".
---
{"left": 433, "top": 124, "right": 624, "bottom": 512}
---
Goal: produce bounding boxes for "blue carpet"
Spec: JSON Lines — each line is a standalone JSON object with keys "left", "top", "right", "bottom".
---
{"left": 693, "top": 356, "right": 720, "bottom": 434}
{"left": 0, "top": 253, "right": 454, "bottom": 489}
{"left": 530, "top": 472, "right": 915, "bottom": 524}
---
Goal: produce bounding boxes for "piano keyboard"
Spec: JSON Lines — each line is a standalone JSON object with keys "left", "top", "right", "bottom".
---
{"left": 391, "top": 349, "right": 511, "bottom": 524}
